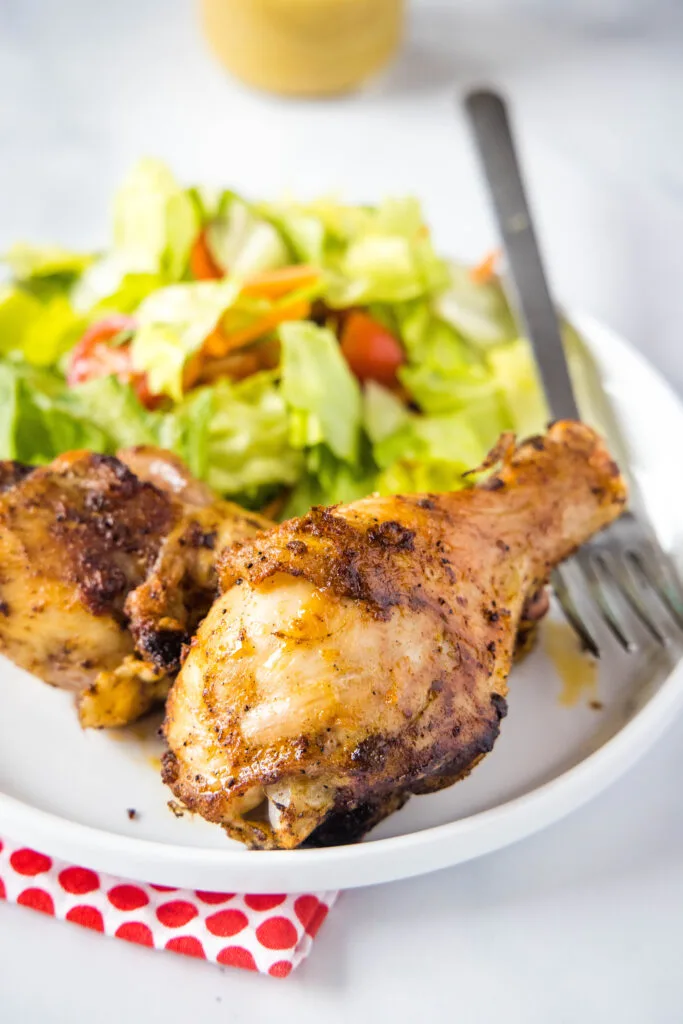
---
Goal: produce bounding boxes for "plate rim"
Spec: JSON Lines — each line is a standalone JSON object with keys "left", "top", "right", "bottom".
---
{"left": 2, "top": 311, "right": 682, "bottom": 893}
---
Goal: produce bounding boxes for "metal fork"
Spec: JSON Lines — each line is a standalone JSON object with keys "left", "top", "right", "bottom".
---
{"left": 465, "top": 88, "right": 683, "bottom": 657}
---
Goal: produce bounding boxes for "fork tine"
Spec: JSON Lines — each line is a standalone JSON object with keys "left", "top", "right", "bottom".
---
{"left": 575, "top": 551, "right": 637, "bottom": 652}
{"left": 627, "top": 549, "right": 683, "bottom": 634}
{"left": 598, "top": 550, "right": 667, "bottom": 645}
{"left": 551, "top": 565, "right": 600, "bottom": 658}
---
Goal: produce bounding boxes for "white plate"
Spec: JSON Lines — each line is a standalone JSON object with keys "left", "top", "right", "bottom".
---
{"left": 1, "top": 313, "right": 682, "bottom": 893}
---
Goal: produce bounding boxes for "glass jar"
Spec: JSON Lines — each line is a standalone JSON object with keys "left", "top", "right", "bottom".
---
{"left": 200, "top": 0, "right": 405, "bottom": 97}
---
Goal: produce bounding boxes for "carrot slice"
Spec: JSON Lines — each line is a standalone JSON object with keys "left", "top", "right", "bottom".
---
{"left": 241, "top": 265, "right": 320, "bottom": 300}
{"left": 203, "top": 296, "right": 311, "bottom": 359}
{"left": 470, "top": 248, "right": 501, "bottom": 285}
{"left": 190, "top": 230, "right": 223, "bottom": 281}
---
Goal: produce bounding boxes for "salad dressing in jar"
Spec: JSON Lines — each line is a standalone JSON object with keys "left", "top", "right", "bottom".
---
{"left": 200, "top": 0, "right": 404, "bottom": 97}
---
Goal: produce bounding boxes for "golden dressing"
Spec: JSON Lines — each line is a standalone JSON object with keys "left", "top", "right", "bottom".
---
{"left": 542, "top": 620, "right": 598, "bottom": 708}
{"left": 200, "top": 0, "right": 405, "bottom": 97}
{"left": 147, "top": 754, "right": 162, "bottom": 772}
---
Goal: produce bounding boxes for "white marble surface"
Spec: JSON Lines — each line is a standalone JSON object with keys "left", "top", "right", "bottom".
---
{"left": 1, "top": 2, "right": 683, "bottom": 1020}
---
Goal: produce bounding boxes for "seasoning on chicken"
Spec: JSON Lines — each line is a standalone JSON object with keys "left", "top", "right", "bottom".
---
{"left": 0, "top": 447, "right": 270, "bottom": 728}
{"left": 163, "top": 421, "right": 627, "bottom": 849}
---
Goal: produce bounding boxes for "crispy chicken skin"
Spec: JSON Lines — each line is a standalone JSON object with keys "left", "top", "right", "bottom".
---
{"left": 118, "top": 447, "right": 273, "bottom": 677}
{"left": 163, "top": 422, "right": 627, "bottom": 849}
{"left": 0, "top": 447, "right": 270, "bottom": 728}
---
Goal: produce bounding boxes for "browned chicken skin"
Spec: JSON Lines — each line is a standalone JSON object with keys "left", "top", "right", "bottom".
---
{"left": 118, "top": 447, "right": 273, "bottom": 677}
{"left": 163, "top": 422, "right": 627, "bottom": 849}
{"left": 0, "top": 447, "right": 270, "bottom": 728}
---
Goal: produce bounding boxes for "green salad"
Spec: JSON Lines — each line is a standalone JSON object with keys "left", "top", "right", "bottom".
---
{"left": 0, "top": 159, "right": 550, "bottom": 517}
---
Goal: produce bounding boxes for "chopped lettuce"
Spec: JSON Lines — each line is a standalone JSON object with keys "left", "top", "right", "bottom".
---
{"left": 3, "top": 243, "right": 94, "bottom": 281}
{"left": 112, "top": 158, "right": 199, "bottom": 280}
{"left": 70, "top": 376, "right": 158, "bottom": 449}
{"left": 205, "top": 198, "right": 289, "bottom": 277}
{"left": 259, "top": 203, "right": 326, "bottom": 265}
{"left": 376, "top": 459, "right": 469, "bottom": 496}
{"left": 157, "top": 384, "right": 215, "bottom": 482}
{"left": 373, "top": 411, "right": 485, "bottom": 473}
{"left": 0, "top": 286, "right": 85, "bottom": 366}
{"left": 199, "top": 371, "right": 303, "bottom": 500}
{"left": 364, "top": 381, "right": 496, "bottom": 499}
{"left": 0, "top": 161, "right": 558, "bottom": 518}
{"left": 437, "top": 262, "right": 517, "bottom": 347}
{"left": 487, "top": 337, "right": 550, "bottom": 439}
{"left": 0, "top": 287, "right": 42, "bottom": 355}
{"left": 187, "top": 185, "right": 236, "bottom": 225}
{"left": 336, "top": 234, "right": 448, "bottom": 306}
{"left": 71, "top": 252, "right": 163, "bottom": 315}
{"left": 283, "top": 442, "right": 377, "bottom": 519}
{"left": 324, "top": 199, "right": 450, "bottom": 307}
{"left": 130, "top": 279, "right": 242, "bottom": 399}
{"left": 21, "top": 297, "right": 86, "bottom": 367}
{"left": 261, "top": 196, "right": 449, "bottom": 308}
{"left": 393, "top": 300, "right": 494, "bottom": 415}
{"left": 0, "top": 361, "right": 109, "bottom": 463}
{"left": 279, "top": 321, "right": 362, "bottom": 463}
{"left": 362, "top": 380, "right": 410, "bottom": 443}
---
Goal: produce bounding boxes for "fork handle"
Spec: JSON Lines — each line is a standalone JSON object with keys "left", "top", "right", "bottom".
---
{"left": 465, "top": 89, "right": 580, "bottom": 422}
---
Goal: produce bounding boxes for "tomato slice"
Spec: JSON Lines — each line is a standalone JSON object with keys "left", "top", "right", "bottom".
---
{"left": 67, "top": 315, "right": 162, "bottom": 410}
{"left": 340, "top": 311, "right": 405, "bottom": 387}
{"left": 189, "top": 229, "right": 223, "bottom": 281}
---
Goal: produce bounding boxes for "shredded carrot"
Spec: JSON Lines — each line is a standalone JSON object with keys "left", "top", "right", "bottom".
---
{"left": 241, "top": 265, "right": 320, "bottom": 300}
{"left": 189, "top": 230, "right": 223, "bottom": 281}
{"left": 184, "top": 263, "right": 318, "bottom": 389}
{"left": 470, "top": 248, "right": 501, "bottom": 285}
{"left": 203, "top": 296, "right": 311, "bottom": 359}
{"left": 182, "top": 349, "right": 205, "bottom": 391}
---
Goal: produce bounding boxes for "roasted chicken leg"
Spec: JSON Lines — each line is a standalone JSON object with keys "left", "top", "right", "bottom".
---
{"left": 163, "top": 422, "right": 627, "bottom": 849}
{"left": 0, "top": 447, "right": 270, "bottom": 728}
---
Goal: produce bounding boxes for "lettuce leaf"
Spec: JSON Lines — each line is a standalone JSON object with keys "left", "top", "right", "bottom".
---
{"left": 22, "top": 297, "right": 86, "bottom": 367}
{"left": 373, "top": 411, "right": 485, "bottom": 472}
{"left": 3, "top": 243, "right": 94, "bottom": 281}
{"left": 283, "top": 442, "right": 377, "bottom": 519}
{"left": 71, "top": 252, "right": 163, "bottom": 316}
{"left": 0, "top": 361, "right": 109, "bottom": 463}
{"left": 393, "top": 300, "right": 495, "bottom": 415}
{"left": 371, "top": 411, "right": 488, "bottom": 497}
{"left": 260, "top": 195, "right": 449, "bottom": 307}
{"left": 325, "top": 200, "right": 449, "bottom": 307}
{"left": 196, "top": 372, "right": 303, "bottom": 499}
{"left": 0, "top": 286, "right": 85, "bottom": 367}
{"left": 205, "top": 198, "right": 289, "bottom": 277}
{"left": 362, "top": 380, "right": 411, "bottom": 443}
{"left": 487, "top": 337, "right": 550, "bottom": 439}
{"left": 0, "top": 286, "right": 43, "bottom": 355}
{"left": 375, "top": 459, "right": 469, "bottom": 496}
{"left": 113, "top": 158, "right": 199, "bottom": 280}
{"left": 258, "top": 203, "right": 326, "bottom": 264}
{"left": 437, "top": 262, "right": 517, "bottom": 347}
{"left": 156, "top": 385, "right": 215, "bottom": 482}
{"left": 130, "top": 279, "right": 242, "bottom": 400}
{"left": 279, "top": 321, "right": 362, "bottom": 463}
{"left": 70, "top": 376, "right": 158, "bottom": 449}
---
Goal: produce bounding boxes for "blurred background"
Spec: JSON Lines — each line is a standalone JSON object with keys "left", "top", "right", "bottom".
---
{"left": 1, "top": 0, "right": 682, "bottom": 385}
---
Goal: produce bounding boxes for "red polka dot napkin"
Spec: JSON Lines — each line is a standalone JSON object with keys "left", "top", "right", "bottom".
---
{"left": 0, "top": 836, "right": 337, "bottom": 977}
